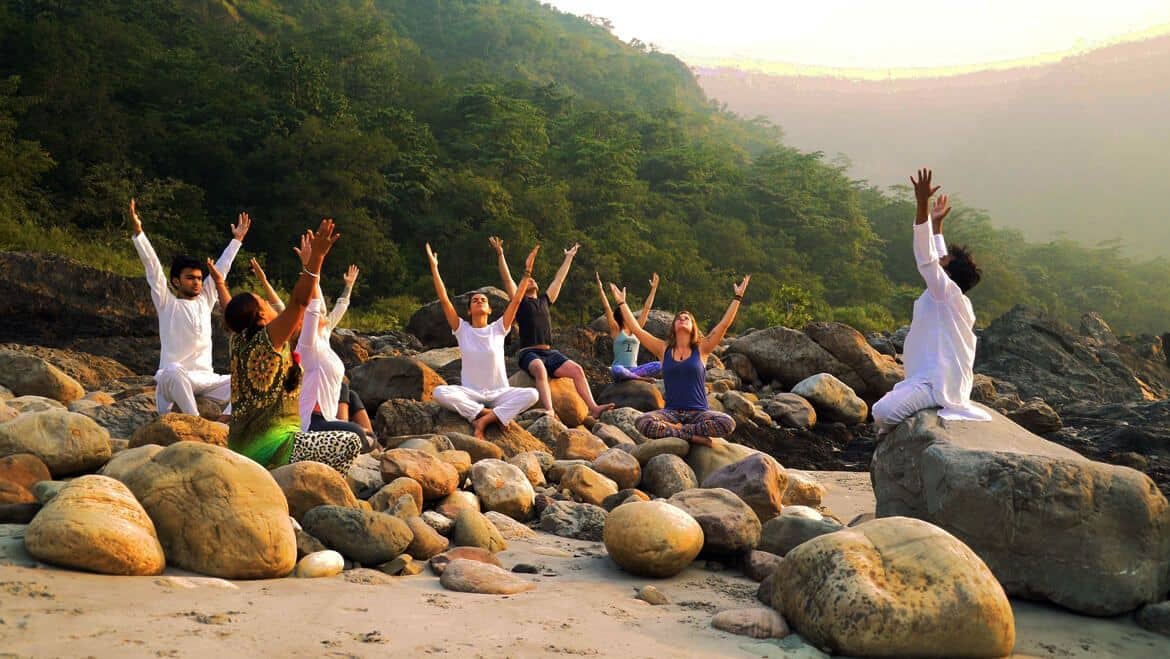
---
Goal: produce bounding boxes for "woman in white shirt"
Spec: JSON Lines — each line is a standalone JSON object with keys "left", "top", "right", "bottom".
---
{"left": 426, "top": 243, "right": 539, "bottom": 439}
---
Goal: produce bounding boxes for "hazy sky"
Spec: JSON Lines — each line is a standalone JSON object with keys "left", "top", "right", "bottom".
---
{"left": 545, "top": 0, "right": 1170, "bottom": 74}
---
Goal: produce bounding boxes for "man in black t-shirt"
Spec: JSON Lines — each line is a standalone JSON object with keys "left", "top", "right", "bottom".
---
{"left": 490, "top": 236, "right": 614, "bottom": 420}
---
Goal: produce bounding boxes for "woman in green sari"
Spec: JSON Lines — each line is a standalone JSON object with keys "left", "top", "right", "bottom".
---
{"left": 222, "top": 219, "right": 361, "bottom": 473}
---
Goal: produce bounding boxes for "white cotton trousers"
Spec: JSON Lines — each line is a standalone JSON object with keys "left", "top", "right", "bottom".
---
{"left": 433, "top": 385, "right": 539, "bottom": 426}
{"left": 872, "top": 380, "right": 937, "bottom": 432}
{"left": 155, "top": 363, "right": 231, "bottom": 415}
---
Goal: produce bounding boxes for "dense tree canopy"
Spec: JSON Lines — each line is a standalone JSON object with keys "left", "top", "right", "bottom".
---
{"left": 1, "top": 0, "right": 1166, "bottom": 335}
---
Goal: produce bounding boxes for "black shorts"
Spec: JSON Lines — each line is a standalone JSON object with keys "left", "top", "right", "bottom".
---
{"left": 338, "top": 382, "right": 365, "bottom": 412}
{"left": 518, "top": 348, "right": 570, "bottom": 375}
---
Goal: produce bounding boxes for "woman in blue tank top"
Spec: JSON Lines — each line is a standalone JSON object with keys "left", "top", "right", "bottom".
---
{"left": 608, "top": 275, "right": 751, "bottom": 446}
{"left": 595, "top": 271, "right": 662, "bottom": 381}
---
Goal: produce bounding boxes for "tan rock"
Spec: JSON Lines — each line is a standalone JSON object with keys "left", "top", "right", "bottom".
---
{"left": 438, "top": 449, "right": 472, "bottom": 482}
{"left": 604, "top": 500, "right": 703, "bottom": 578}
{"left": 628, "top": 437, "right": 690, "bottom": 466}
{"left": 0, "top": 410, "right": 112, "bottom": 476}
{"left": 271, "top": 461, "right": 360, "bottom": 522}
{"left": 561, "top": 464, "right": 619, "bottom": 506}
{"left": 440, "top": 559, "right": 535, "bottom": 594}
{"left": 370, "top": 477, "right": 423, "bottom": 513}
{"left": 380, "top": 448, "right": 459, "bottom": 500}
{"left": 591, "top": 448, "right": 642, "bottom": 490}
{"left": 25, "top": 474, "right": 165, "bottom": 575}
{"left": 556, "top": 428, "right": 607, "bottom": 461}
{"left": 701, "top": 453, "right": 787, "bottom": 522}
{"left": 507, "top": 451, "right": 547, "bottom": 487}
{"left": 405, "top": 515, "right": 449, "bottom": 559}
{"left": 98, "top": 444, "right": 163, "bottom": 482}
{"left": 470, "top": 459, "right": 535, "bottom": 521}
{"left": 782, "top": 469, "right": 825, "bottom": 507}
{"left": 129, "top": 413, "right": 227, "bottom": 448}
{"left": 711, "top": 608, "right": 790, "bottom": 639}
{"left": 0, "top": 349, "right": 85, "bottom": 403}
{"left": 0, "top": 453, "right": 51, "bottom": 491}
{"left": 685, "top": 437, "right": 756, "bottom": 484}
{"left": 509, "top": 372, "right": 587, "bottom": 426}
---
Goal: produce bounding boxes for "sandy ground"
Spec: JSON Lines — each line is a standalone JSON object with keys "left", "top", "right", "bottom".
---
{"left": 1, "top": 472, "right": 1167, "bottom": 658}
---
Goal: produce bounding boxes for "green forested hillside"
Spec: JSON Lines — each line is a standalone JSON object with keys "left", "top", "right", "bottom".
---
{"left": 1, "top": 0, "right": 1167, "bottom": 334}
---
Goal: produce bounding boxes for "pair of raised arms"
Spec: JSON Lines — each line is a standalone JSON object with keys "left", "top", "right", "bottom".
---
{"left": 910, "top": 168, "right": 952, "bottom": 232}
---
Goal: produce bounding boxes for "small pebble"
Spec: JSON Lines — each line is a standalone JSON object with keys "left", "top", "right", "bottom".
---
{"left": 511, "top": 563, "right": 540, "bottom": 574}
{"left": 636, "top": 585, "right": 670, "bottom": 606}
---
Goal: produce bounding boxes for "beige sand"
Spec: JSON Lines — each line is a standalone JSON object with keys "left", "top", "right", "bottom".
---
{"left": 1, "top": 472, "right": 1166, "bottom": 658}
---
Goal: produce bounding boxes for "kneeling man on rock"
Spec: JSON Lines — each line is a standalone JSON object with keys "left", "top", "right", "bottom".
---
{"left": 872, "top": 169, "right": 991, "bottom": 436}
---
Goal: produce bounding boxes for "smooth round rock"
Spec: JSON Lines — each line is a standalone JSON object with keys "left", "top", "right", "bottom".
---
{"left": 429, "top": 547, "right": 503, "bottom": 575}
{"left": 667, "top": 488, "right": 762, "bottom": 554}
{"left": 0, "top": 410, "right": 112, "bottom": 476}
{"left": 439, "top": 559, "right": 536, "bottom": 595}
{"left": 379, "top": 448, "right": 459, "bottom": 500}
{"left": 452, "top": 508, "right": 507, "bottom": 553}
{"left": 591, "top": 448, "right": 642, "bottom": 490}
{"left": 302, "top": 505, "right": 414, "bottom": 566}
{"left": 641, "top": 454, "right": 698, "bottom": 499}
{"left": 603, "top": 500, "right": 704, "bottom": 578}
{"left": 470, "top": 459, "right": 535, "bottom": 521}
{"left": 560, "top": 464, "right": 619, "bottom": 506}
{"left": 271, "top": 461, "right": 360, "bottom": 522}
{"left": 295, "top": 550, "right": 344, "bottom": 578}
{"left": 711, "top": 608, "right": 790, "bottom": 639}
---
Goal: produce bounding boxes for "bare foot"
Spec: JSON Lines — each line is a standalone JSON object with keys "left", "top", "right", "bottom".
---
{"left": 589, "top": 403, "right": 615, "bottom": 417}
{"left": 689, "top": 435, "right": 714, "bottom": 447}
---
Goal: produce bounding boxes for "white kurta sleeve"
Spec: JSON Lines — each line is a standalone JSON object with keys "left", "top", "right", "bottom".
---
{"left": 131, "top": 232, "right": 169, "bottom": 310}
{"left": 914, "top": 218, "right": 960, "bottom": 301}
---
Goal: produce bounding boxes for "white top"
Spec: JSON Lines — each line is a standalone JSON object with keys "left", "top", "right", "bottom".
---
{"left": 901, "top": 219, "right": 992, "bottom": 422}
{"left": 296, "top": 285, "right": 351, "bottom": 430}
{"left": 454, "top": 318, "right": 510, "bottom": 393}
{"left": 132, "top": 232, "right": 241, "bottom": 374}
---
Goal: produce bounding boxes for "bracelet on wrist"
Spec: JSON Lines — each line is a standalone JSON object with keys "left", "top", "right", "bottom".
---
{"left": 301, "top": 268, "right": 320, "bottom": 278}
{"left": 733, "top": 295, "right": 743, "bottom": 302}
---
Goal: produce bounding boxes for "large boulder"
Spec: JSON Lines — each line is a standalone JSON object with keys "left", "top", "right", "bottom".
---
{"left": 603, "top": 500, "right": 704, "bottom": 578}
{"left": 24, "top": 475, "right": 165, "bottom": 575}
{"left": 641, "top": 454, "right": 698, "bottom": 498}
{"left": 122, "top": 442, "right": 296, "bottom": 579}
{"left": 667, "top": 488, "right": 761, "bottom": 555}
{"left": 701, "top": 453, "right": 787, "bottom": 522}
{"left": 685, "top": 437, "right": 757, "bottom": 484}
{"left": 129, "top": 413, "right": 227, "bottom": 448}
{"left": 726, "top": 327, "right": 865, "bottom": 391}
{"left": 872, "top": 407, "right": 1170, "bottom": 615}
{"left": 0, "top": 410, "right": 112, "bottom": 476}
{"left": 469, "top": 459, "right": 535, "bottom": 521}
{"left": 374, "top": 399, "right": 548, "bottom": 458}
{"left": 509, "top": 372, "right": 587, "bottom": 426}
{"left": 0, "top": 349, "right": 86, "bottom": 403}
{"left": 791, "top": 373, "right": 867, "bottom": 424}
{"left": 380, "top": 448, "right": 460, "bottom": 501}
{"left": 271, "top": 461, "right": 361, "bottom": 522}
{"left": 348, "top": 357, "right": 446, "bottom": 411}
{"left": 408, "top": 287, "right": 512, "bottom": 348}
{"left": 774, "top": 516, "right": 1015, "bottom": 658}
{"left": 0, "top": 344, "right": 135, "bottom": 390}
{"left": 803, "top": 322, "right": 904, "bottom": 399}
{"left": 595, "top": 380, "right": 664, "bottom": 413}
{"left": 98, "top": 444, "right": 163, "bottom": 482}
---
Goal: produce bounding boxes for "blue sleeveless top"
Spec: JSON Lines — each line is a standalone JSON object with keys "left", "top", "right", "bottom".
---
{"left": 612, "top": 331, "right": 640, "bottom": 368}
{"left": 662, "top": 347, "right": 708, "bottom": 411}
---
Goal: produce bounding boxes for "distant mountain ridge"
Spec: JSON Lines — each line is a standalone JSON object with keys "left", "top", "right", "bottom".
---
{"left": 697, "top": 34, "right": 1170, "bottom": 258}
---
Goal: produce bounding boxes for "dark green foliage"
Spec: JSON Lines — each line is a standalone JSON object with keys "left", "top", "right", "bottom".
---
{"left": 0, "top": 1, "right": 1166, "bottom": 335}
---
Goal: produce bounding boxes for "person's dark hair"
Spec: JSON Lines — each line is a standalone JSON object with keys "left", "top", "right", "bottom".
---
{"left": 170, "top": 255, "right": 204, "bottom": 282}
{"left": 944, "top": 245, "right": 982, "bottom": 293}
{"left": 224, "top": 293, "right": 302, "bottom": 392}
{"left": 614, "top": 309, "right": 626, "bottom": 330}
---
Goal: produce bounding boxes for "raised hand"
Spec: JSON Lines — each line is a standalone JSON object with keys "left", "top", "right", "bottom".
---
{"left": 608, "top": 283, "right": 627, "bottom": 305}
{"left": 232, "top": 212, "right": 252, "bottom": 242}
{"left": 733, "top": 274, "right": 751, "bottom": 298}
{"left": 206, "top": 258, "right": 225, "bottom": 284}
{"left": 249, "top": 258, "right": 268, "bottom": 282}
{"left": 564, "top": 243, "right": 581, "bottom": 258}
{"left": 307, "top": 218, "right": 340, "bottom": 264}
{"left": 524, "top": 244, "right": 540, "bottom": 274}
{"left": 931, "top": 194, "right": 951, "bottom": 224}
{"left": 293, "top": 231, "right": 313, "bottom": 268}
{"left": 911, "top": 168, "right": 940, "bottom": 205}
{"left": 425, "top": 243, "right": 439, "bottom": 269}
{"left": 595, "top": 271, "right": 604, "bottom": 288}
{"left": 649, "top": 272, "right": 660, "bottom": 289}
{"left": 488, "top": 236, "right": 504, "bottom": 253}
{"left": 129, "top": 199, "right": 143, "bottom": 234}
{"left": 343, "top": 264, "right": 360, "bottom": 285}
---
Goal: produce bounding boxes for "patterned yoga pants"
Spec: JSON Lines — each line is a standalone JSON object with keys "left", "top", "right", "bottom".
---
{"left": 635, "top": 408, "right": 736, "bottom": 440}
{"left": 289, "top": 430, "right": 363, "bottom": 474}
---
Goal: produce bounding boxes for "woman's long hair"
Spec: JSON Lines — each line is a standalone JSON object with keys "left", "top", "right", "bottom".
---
{"left": 224, "top": 293, "right": 302, "bottom": 392}
{"left": 664, "top": 310, "right": 703, "bottom": 353}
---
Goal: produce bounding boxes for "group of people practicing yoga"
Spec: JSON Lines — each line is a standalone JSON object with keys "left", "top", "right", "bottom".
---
{"left": 128, "top": 167, "right": 987, "bottom": 476}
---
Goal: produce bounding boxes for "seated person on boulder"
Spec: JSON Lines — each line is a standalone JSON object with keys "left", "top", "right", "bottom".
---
{"left": 607, "top": 276, "right": 750, "bottom": 446}
{"left": 596, "top": 270, "right": 662, "bottom": 382}
{"left": 489, "top": 235, "right": 613, "bottom": 419}
{"left": 872, "top": 169, "right": 991, "bottom": 436}
{"left": 250, "top": 259, "right": 375, "bottom": 449}
{"left": 428, "top": 243, "right": 540, "bottom": 439}
{"left": 130, "top": 199, "right": 249, "bottom": 417}
{"left": 221, "top": 219, "right": 363, "bottom": 474}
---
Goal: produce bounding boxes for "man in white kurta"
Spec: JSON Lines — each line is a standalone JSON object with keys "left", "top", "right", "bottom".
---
{"left": 130, "top": 200, "right": 248, "bottom": 415}
{"left": 872, "top": 172, "right": 991, "bottom": 433}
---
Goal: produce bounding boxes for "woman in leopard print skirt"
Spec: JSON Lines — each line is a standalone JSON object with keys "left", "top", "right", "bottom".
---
{"left": 221, "top": 219, "right": 361, "bottom": 474}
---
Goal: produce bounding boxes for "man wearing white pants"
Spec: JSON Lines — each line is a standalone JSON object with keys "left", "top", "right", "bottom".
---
{"left": 426, "top": 242, "right": 539, "bottom": 439}
{"left": 129, "top": 199, "right": 250, "bottom": 416}
{"left": 873, "top": 169, "right": 991, "bottom": 435}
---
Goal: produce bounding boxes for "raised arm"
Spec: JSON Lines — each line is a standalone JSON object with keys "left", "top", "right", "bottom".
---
{"left": 427, "top": 244, "right": 462, "bottom": 333}
{"left": 609, "top": 283, "right": 667, "bottom": 359}
{"left": 489, "top": 236, "right": 517, "bottom": 298}
{"left": 911, "top": 169, "right": 958, "bottom": 300}
{"left": 128, "top": 199, "right": 169, "bottom": 309}
{"left": 596, "top": 272, "right": 619, "bottom": 338}
{"left": 545, "top": 242, "right": 580, "bottom": 305}
{"left": 265, "top": 219, "right": 340, "bottom": 349}
{"left": 638, "top": 272, "right": 659, "bottom": 328}
{"left": 202, "top": 212, "right": 249, "bottom": 306}
{"left": 326, "top": 265, "right": 358, "bottom": 331}
{"left": 249, "top": 258, "right": 286, "bottom": 312}
{"left": 700, "top": 275, "right": 749, "bottom": 357}
{"left": 205, "top": 258, "right": 231, "bottom": 310}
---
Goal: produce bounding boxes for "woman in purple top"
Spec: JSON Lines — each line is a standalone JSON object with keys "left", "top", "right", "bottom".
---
{"left": 607, "top": 275, "right": 750, "bottom": 446}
